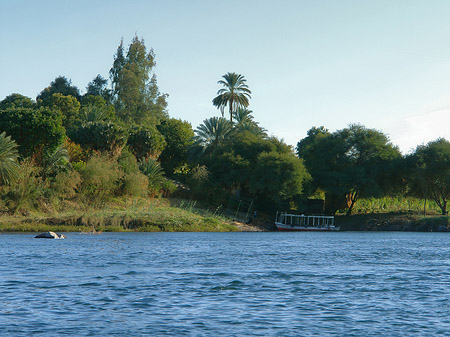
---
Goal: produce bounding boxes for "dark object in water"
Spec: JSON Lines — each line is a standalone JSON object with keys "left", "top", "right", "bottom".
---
{"left": 35, "top": 231, "right": 66, "bottom": 239}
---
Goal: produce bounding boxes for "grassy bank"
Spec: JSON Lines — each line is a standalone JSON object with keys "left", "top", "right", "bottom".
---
{"left": 0, "top": 198, "right": 239, "bottom": 233}
{"left": 335, "top": 212, "right": 450, "bottom": 232}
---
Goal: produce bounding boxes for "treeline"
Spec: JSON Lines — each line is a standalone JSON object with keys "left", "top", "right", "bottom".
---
{"left": 0, "top": 36, "right": 449, "bottom": 217}
{"left": 0, "top": 36, "right": 308, "bottom": 215}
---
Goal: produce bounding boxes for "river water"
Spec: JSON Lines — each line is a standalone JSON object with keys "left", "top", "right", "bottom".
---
{"left": 1, "top": 232, "right": 450, "bottom": 336}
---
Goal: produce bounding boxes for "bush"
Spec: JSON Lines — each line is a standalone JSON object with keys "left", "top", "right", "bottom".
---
{"left": 51, "top": 170, "right": 81, "bottom": 199}
{"left": 77, "top": 155, "right": 121, "bottom": 205}
{"left": 6, "top": 159, "right": 45, "bottom": 212}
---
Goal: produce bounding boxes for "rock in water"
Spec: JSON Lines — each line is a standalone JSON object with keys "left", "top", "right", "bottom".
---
{"left": 35, "top": 231, "right": 66, "bottom": 239}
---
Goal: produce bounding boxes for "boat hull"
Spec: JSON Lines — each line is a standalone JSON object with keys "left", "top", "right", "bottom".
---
{"left": 275, "top": 223, "right": 340, "bottom": 231}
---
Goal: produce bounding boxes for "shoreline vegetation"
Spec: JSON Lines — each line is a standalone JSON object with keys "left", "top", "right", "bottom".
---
{"left": 0, "top": 196, "right": 449, "bottom": 233}
{"left": 2, "top": 36, "right": 450, "bottom": 231}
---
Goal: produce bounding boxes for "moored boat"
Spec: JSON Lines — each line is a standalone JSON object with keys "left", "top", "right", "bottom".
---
{"left": 275, "top": 212, "right": 339, "bottom": 231}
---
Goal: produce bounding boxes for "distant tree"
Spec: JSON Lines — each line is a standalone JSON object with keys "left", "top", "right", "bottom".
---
{"left": 232, "top": 108, "right": 254, "bottom": 124}
{"left": 0, "top": 132, "right": 20, "bottom": 185}
{"left": 80, "top": 96, "right": 115, "bottom": 123}
{"left": 157, "top": 118, "right": 194, "bottom": 175}
{"left": 37, "top": 76, "right": 81, "bottom": 103}
{"left": 44, "top": 93, "right": 81, "bottom": 129}
{"left": 85, "top": 74, "right": 112, "bottom": 103}
{"left": 212, "top": 72, "right": 251, "bottom": 122}
{"left": 0, "top": 94, "right": 35, "bottom": 110}
{"left": 67, "top": 120, "right": 127, "bottom": 156}
{"left": 0, "top": 107, "right": 65, "bottom": 159}
{"left": 250, "top": 151, "right": 310, "bottom": 206}
{"left": 298, "top": 124, "right": 402, "bottom": 215}
{"left": 109, "top": 36, "right": 168, "bottom": 126}
{"left": 127, "top": 126, "right": 166, "bottom": 159}
{"left": 408, "top": 138, "right": 450, "bottom": 215}
{"left": 189, "top": 117, "right": 233, "bottom": 161}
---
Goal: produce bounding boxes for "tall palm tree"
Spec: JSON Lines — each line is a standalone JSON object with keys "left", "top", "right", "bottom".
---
{"left": 212, "top": 72, "right": 251, "bottom": 122}
{"left": 0, "top": 132, "right": 19, "bottom": 185}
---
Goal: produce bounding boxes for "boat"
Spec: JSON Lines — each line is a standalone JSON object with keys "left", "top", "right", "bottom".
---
{"left": 275, "top": 212, "right": 339, "bottom": 231}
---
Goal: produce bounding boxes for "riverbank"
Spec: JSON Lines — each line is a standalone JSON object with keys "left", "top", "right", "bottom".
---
{"left": 335, "top": 213, "right": 450, "bottom": 231}
{"left": 0, "top": 198, "right": 240, "bottom": 233}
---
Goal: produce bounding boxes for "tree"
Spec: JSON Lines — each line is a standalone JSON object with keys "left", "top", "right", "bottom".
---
{"left": 204, "top": 131, "right": 306, "bottom": 209}
{"left": 127, "top": 126, "right": 166, "bottom": 159}
{"left": 250, "top": 151, "right": 310, "bottom": 209}
{"left": 67, "top": 120, "right": 127, "bottom": 156}
{"left": 0, "top": 107, "right": 65, "bottom": 159}
{"left": 0, "top": 132, "right": 20, "bottom": 185}
{"left": 298, "top": 124, "right": 402, "bottom": 215}
{"left": 109, "top": 36, "right": 167, "bottom": 126}
{"left": 0, "top": 94, "right": 35, "bottom": 110}
{"left": 85, "top": 74, "right": 112, "bottom": 103}
{"left": 212, "top": 72, "right": 251, "bottom": 122}
{"left": 409, "top": 138, "right": 450, "bottom": 215}
{"left": 157, "top": 118, "right": 194, "bottom": 176}
{"left": 37, "top": 76, "right": 81, "bottom": 103}
{"left": 190, "top": 117, "right": 233, "bottom": 161}
{"left": 44, "top": 93, "right": 81, "bottom": 129}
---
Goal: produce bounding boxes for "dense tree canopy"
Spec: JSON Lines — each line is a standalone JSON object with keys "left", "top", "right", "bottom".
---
{"left": 110, "top": 36, "right": 167, "bottom": 126}
{"left": 37, "top": 76, "right": 81, "bottom": 104}
{"left": 0, "top": 107, "right": 65, "bottom": 159}
{"left": 408, "top": 138, "right": 450, "bottom": 215}
{"left": 298, "top": 124, "right": 402, "bottom": 215}
{"left": 157, "top": 118, "right": 194, "bottom": 176}
{"left": 0, "top": 94, "right": 35, "bottom": 110}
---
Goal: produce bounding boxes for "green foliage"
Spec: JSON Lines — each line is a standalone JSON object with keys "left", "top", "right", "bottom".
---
{"left": 127, "top": 126, "right": 166, "bottom": 159}
{"left": 0, "top": 132, "right": 20, "bottom": 185}
{"left": 138, "top": 157, "right": 165, "bottom": 190}
{"left": 68, "top": 120, "right": 127, "bottom": 155}
{"left": 117, "top": 149, "right": 149, "bottom": 197}
{"left": 250, "top": 151, "right": 310, "bottom": 201}
{"left": 0, "top": 107, "right": 65, "bottom": 158}
{"left": 0, "top": 94, "right": 35, "bottom": 110}
{"left": 212, "top": 72, "right": 251, "bottom": 122}
{"left": 42, "top": 145, "right": 70, "bottom": 180}
{"left": 190, "top": 117, "right": 233, "bottom": 162}
{"left": 77, "top": 155, "right": 121, "bottom": 205}
{"left": 36, "top": 76, "right": 81, "bottom": 103}
{"left": 6, "top": 159, "right": 44, "bottom": 212}
{"left": 157, "top": 118, "right": 194, "bottom": 175}
{"left": 42, "top": 93, "right": 81, "bottom": 129}
{"left": 408, "top": 138, "right": 450, "bottom": 215}
{"left": 80, "top": 96, "right": 115, "bottom": 121}
{"left": 298, "top": 124, "right": 402, "bottom": 215}
{"left": 51, "top": 170, "right": 81, "bottom": 199}
{"left": 85, "top": 74, "right": 112, "bottom": 103}
{"left": 110, "top": 36, "right": 167, "bottom": 126}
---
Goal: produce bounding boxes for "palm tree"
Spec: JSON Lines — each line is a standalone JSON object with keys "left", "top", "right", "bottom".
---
{"left": 232, "top": 108, "right": 254, "bottom": 124}
{"left": 212, "top": 72, "right": 251, "bottom": 122}
{"left": 0, "top": 132, "right": 19, "bottom": 185}
{"left": 194, "top": 117, "right": 233, "bottom": 149}
{"left": 189, "top": 117, "right": 233, "bottom": 162}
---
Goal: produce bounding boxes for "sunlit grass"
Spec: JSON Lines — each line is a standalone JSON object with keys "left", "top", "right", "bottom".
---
{"left": 0, "top": 197, "right": 238, "bottom": 232}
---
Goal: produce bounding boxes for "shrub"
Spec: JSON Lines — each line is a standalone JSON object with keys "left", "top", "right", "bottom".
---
{"left": 78, "top": 155, "right": 121, "bottom": 205}
{"left": 51, "top": 170, "right": 81, "bottom": 199}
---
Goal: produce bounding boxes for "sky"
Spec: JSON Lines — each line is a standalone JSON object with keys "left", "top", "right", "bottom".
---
{"left": 2, "top": 0, "right": 450, "bottom": 154}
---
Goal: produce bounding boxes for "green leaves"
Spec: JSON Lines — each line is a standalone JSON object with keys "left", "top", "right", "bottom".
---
{"left": 213, "top": 72, "right": 251, "bottom": 122}
{"left": 298, "top": 124, "right": 402, "bottom": 215}
{"left": 0, "top": 132, "right": 19, "bottom": 185}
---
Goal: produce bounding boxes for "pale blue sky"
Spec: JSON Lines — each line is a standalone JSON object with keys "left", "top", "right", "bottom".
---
{"left": 2, "top": 0, "right": 450, "bottom": 153}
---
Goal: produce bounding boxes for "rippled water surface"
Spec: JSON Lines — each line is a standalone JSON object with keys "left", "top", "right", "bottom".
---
{"left": 2, "top": 232, "right": 450, "bottom": 336}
